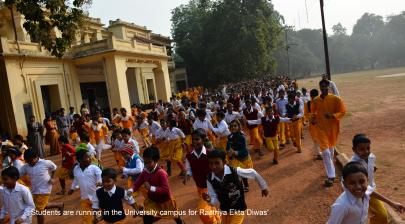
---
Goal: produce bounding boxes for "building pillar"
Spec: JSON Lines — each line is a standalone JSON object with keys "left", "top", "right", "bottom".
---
{"left": 103, "top": 55, "right": 131, "bottom": 110}
{"left": 154, "top": 60, "right": 171, "bottom": 102}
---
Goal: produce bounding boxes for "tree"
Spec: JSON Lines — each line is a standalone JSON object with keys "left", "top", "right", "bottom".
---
{"left": 5, "top": 0, "right": 91, "bottom": 58}
{"left": 332, "top": 23, "right": 347, "bottom": 36}
{"left": 171, "top": 0, "right": 283, "bottom": 87}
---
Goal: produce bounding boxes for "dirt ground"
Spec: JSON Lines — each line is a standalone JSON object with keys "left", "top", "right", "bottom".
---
{"left": 38, "top": 67, "right": 405, "bottom": 223}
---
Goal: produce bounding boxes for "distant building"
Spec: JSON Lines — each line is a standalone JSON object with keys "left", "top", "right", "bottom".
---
{"left": 0, "top": 6, "right": 174, "bottom": 136}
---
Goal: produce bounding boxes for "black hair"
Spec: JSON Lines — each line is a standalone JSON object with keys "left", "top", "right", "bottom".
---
{"left": 352, "top": 134, "right": 371, "bottom": 148}
{"left": 319, "top": 79, "right": 330, "bottom": 86}
{"left": 196, "top": 109, "right": 207, "bottom": 117}
{"left": 73, "top": 114, "right": 81, "bottom": 119}
{"left": 190, "top": 102, "right": 197, "bottom": 108}
{"left": 121, "top": 128, "right": 131, "bottom": 136}
{"left": 101, "top": 168, "right": 117, "bottom": 180}
{"left": 216, "top": 111, "right": 225, "bottom": 119}
{"left": 192, "top": 128, "right": 207, "bottom": 140}
{"left": 76, "top": 149, "right": 89, "bottom": 162}
{"left": 1, "top": 166, "right": 19, "bottom": 180}
{"left": 13, "top": 135, "right": 23, "bottom": 142}
{"left": 168, "top": 119, "right": 177, "bottom": 128}
{"left": 207, "top": 149, "right": 226, "bottom": 161}
{"left": 80, "top": 133, "right": 90, "bottom": 142}
{"left": 59, "top": 135, "right": 69, "bottom": 144}
{"left": 120, "top": 108, "right": 127, "bottom": 112}
{"left": 7, "top": 147, "right": 22, "bottom": 157}
{"left": 342, "top": 161, "right": 368, "bottom": 180}
{"left": 142, "top": 146, "right": 160, "bottom": 162}
{"left": 287, "top": 92, "right": 296, "bottom": 99}
{"left": 23, "top": 149, "right": 38, "bottom": 161}
{"left": 310, "top": 89, "right": 319, "bottom": 98}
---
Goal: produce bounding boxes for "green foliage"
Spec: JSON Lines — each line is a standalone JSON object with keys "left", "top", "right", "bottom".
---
{"left": 5, "top": 0, "right": 91, "bottom": 58}
{"left": 171, "top": 0, "right": 283, "bottom": 87}
{"left": 275, "top": 11, "right": 405, "bottom": 78}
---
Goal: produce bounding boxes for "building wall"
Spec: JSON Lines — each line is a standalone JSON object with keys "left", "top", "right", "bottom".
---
{"left": 1, "top": 57, "right": 83, "bottom": 136}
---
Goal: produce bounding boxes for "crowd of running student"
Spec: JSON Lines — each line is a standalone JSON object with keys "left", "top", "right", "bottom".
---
{"left": 0, "top": 74, "right": 403, "bottom": 224}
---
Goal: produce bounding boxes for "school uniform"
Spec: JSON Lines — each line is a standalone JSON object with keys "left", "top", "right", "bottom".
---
{"left": 71, "top": 164, "right": 102, "bottom": 224}
{"left": 178, "top": 118, "right": 193, "bottom": 148}
{"left": 123, "top": 153, "right": 144, "bottom": 189}
{"left": 285, "top": 101, "right": 304, "bottom": 152}
{"left": 226, "top": 131, "right": 253, "bottom": 169}
{"left": 242, "top": 107, "right": 263, "bottom": 150}
{"left": 327, "top": 187, "right": 372, "bottom": 224}
{"left": 155, "top": 128, "right": 170, "bottom": 161}
{"left": 0, "top": 183, "right": 35, "bottom": 224}
{"left": 225, "top": 111, "right": 240, "bottom": 124}
{"left": 351, "top": 153, "right": 388, "bottom": 224}
{"left": 133, "top": 165, "right": 180, "bottom": 220}
{"left": 275, "top": 97, "right": 289, "bottom": 145}
{"left": 20, "top": 159, "right": 57, "bottom": 211}
{"left": 248, "top": 115, "right": 290, "bottom": 161}
{"left": 138, "top": 119, "right": 152, "bottom": 147}
{"left": 56, "top": 144, "right": 76, "bottom": 180}
{"left": 207, "top": 165, "right": 268, "bottom": 224}
{"left": 193, "top": 118, "right": 216, "bottom": 142}
{"left": 148, "top": 120, "right": 161, "bottom": 144}
{"left": 167, "top": 127, "right": 186, "bottom": 163}
{"left": 212, "top": 120, "right": 231, "bottom": 151}
{"left": 185, "top": 147, "right": 221, "bottom": 224}
{"left": 94, "top": 185, "right": 135, "bottom": 224}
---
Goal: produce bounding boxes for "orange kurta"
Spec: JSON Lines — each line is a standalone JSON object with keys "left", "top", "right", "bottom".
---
{"left": 120, "top": 115, "right": 135, "bottom": 130}
{"left": 311, "top": 94, "right": 346, "bottom": 151}
{"left": 304, "top": 101, "right": 319, "bottom": 144}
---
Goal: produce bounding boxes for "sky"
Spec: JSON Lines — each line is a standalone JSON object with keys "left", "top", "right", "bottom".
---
{"left": 89, "top": 0, "right": 405, "bottom": 37}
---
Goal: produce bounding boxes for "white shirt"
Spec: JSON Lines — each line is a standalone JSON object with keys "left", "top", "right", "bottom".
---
{"left": 0, "top": 183, "right": 35, "bottom": 224}
{"left": 123, "top": 154, "right": 144, "bottom": 176}
{"left": 87, "top": 143, "right": 96, "bottom": 157}
{"left": 20, "top": 159, "right": 57, "bottom": 194}
{"left": 327, "top": 187, "right": 372, "bottom": 224}
{"left": 12, "top": 159, "right": 25, "bottom": 172}
{"left": 351, "top": 153, "right": 376, "bottom": 192}
{"left": 185, "top": 147, "right": 207, "bottom": 176}
{"left": 112, "top": 139, "right": 124, "bottom": 150}
{"left": 148, "top": 121, "right": 161, "bottom": 137}
{"left": 247, "top": 115, "right": 291, "bottom": 125}
{"left": 92, "top": 185, "right": 135, "bottom": 209}
{"left": 225, "top": 111, "right": 241, "bottom": 124}
{"left": 329, "top": 80, "right": 340, "bottom": 97}
{"left": 71, "top": 164, "right": 102, "bottom": 208}
{"left": 127, "top": 138, "right": 140, "bottom": 155}
{"left": 212, "top": 120, "right": 231, "bottom": 137}
{"left": 155, "top": 127, "right": 170, "bottom": 140}
{"left": 193, "top": 118, "right": 214, "bottom": 131}
{"left": 241, "top": 102, "right": 261, "bottom": 112}
{"left": 167, "top": 127, "right": 185, "bottom": 140}
{"left": 206, "top": 165, "right": 268, "bottom": 206}
{"left": 275, "top": 98, "right": 288, "bottom": 116}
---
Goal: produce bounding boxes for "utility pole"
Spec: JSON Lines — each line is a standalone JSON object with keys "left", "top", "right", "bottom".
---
{"left": 320, "top": 0, "right": 331, "bottom": 80}
{"left": 285, "top": 28, "right": 291, "bottom": 78}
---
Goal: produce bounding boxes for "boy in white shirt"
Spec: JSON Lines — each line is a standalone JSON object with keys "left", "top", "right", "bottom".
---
{"left": 212, "top": 111, "right": 231, "bottom": 151}
{"left": 328, "top": 162, "right": 403, "bottom": 224}
{"left": 350, "top": 134, "right": 405, "bottom": 224}
{"left": 20, "top": 150, "right": 63, "bottom": 224}
{"left": 225, "top": 103, "right": 241, "bottom": 124}
{"left": 68, "top": 150, "right": 102, "bottom": 224}
{"left": 0, "top": 167, "right": 35, "bottom": 224}
{"left": 121, "top": 128, "right": 140, "bottom": 155}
